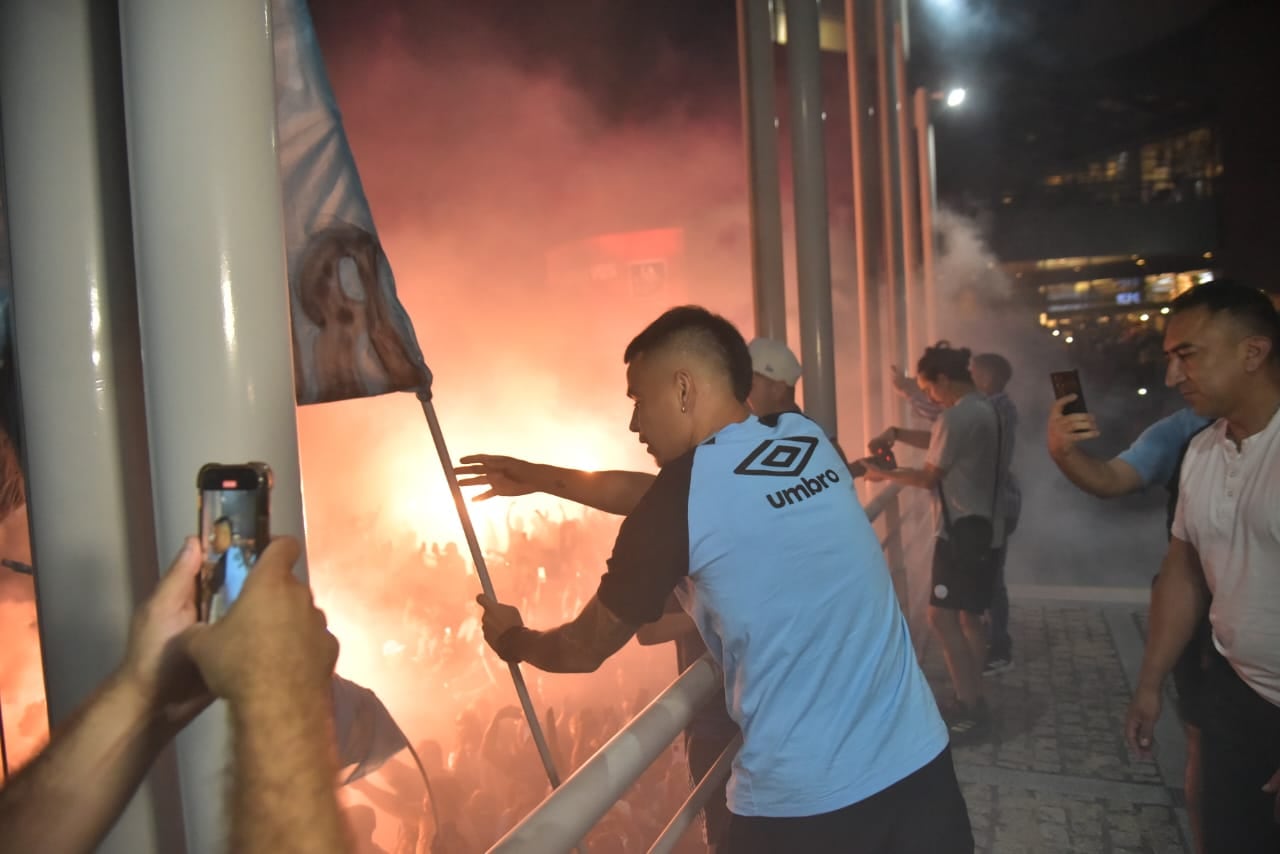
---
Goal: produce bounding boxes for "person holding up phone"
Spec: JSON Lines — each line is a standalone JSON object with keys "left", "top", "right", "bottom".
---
{"left": 0, "top": 536, "right": 349, "bottom": 854}
{"left": 1048, "top": 386, "right": 1213, "bottom": 854}
{"left": 1124, "top": 281, "right": 1280, "bottom": 854}
{"left": 864, "top": 342, "right": 1003, "bottom": 741}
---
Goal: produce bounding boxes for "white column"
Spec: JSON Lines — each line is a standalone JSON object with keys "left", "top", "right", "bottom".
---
{"left": 118, "top": 0, "right": 307, "bottom": 850}
{"left": 786, "top": 0, "right": 838, "bottom": 439}
{"left": 844, "top": 0, "right": 882, "bottom": 456}
{"left": 893, "top": 22, "right": 921, "bottom": 373}
{"left": 914, "top": 88, "right": 939, "bottom": 347}
{"left": 737, "top": 0, "right": 788, "bottom": 340}
{"left": 0, "top": 1, "right": 182, "bottom": 852}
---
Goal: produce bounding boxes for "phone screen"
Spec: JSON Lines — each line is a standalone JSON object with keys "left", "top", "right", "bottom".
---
{"left": 197, "top": 464, "right": 271, "bottom": 622}
{"left": 1050, "top": 370, "right": 1089, "bottom": 416}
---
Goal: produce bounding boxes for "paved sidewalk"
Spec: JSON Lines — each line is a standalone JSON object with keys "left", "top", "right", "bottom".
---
{"left": 917, "top": 588, "right": 1193, "bottom": 854}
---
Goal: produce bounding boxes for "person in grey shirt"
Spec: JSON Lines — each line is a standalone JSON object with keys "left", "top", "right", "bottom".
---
{"left": 867, "top": 342, "right": 1002, "bottom": 740}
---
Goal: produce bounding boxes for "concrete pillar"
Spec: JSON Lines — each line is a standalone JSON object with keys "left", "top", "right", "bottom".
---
{"left": 0, "top": 0, "right": 183, "bottom": 850}
{"left": 119, "top": 0, "right": 307, "bottom": 849}
{"left": 738, "top": 0, "right": 788, "bottom": 341}
{"left": 785, "top": 0, "right": 838, "bottom": 438}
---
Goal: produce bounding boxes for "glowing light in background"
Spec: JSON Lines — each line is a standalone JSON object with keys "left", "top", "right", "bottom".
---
{"left": 1051, "top": 328, "right": 1061, "bottom": 337}
{"left": 1138, "top": 388, "right": 1149, "bottom": 396}
{"left": 1064, "top": 335, "right": 1074, "bottom": 344}
{"left": 1160, "top": 306, "right": 1171, "bottom": 315}
{"left": 1139, "top": 313, "right": 1150, "bottom": 322}
{"left": 945, "top": 87, "right": 967, "bottom": 108}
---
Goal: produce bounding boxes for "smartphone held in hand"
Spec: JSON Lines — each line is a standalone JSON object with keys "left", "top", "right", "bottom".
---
{"left": 1050, "top": 369, "right": 1089, "bottom": 415}
{"left": 196, "top": 463, "right": 272, "bottom": 623}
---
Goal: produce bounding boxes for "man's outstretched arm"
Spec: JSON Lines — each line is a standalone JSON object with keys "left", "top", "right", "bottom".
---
{"left": 0, "top": 540, "right": 212, "bottom": 854}
{"left": 456, "top": 454, "right": 655, "bottom": 516}
{"left": 477, "top": 594, "right": 638, "bottom": 673}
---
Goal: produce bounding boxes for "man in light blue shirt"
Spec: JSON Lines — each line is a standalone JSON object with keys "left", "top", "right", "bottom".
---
{"left": 1049, "top": 402, "right": 1210, "bottom": 498}
{"left": 470, "top": 307, "right": 972, "bottom": 853}
{"left": 1048, "top": 400, "right": 1212, "bottom": 854}
{"left": 208, "top": 516, "right": 254, "bottom": 621}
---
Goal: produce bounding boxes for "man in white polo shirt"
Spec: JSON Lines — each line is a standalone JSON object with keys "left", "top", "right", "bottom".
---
{"left": 1125, "top": 280, "right": 1280, "bottom": 853}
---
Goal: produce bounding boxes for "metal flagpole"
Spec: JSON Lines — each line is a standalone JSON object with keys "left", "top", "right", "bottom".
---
{"left": 416, "top": 390, "right": 563, "bottom": 790}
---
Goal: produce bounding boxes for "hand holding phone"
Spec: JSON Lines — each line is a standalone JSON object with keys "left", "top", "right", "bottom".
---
{"left": 197, "top": 463, "right": 272, "bottom": 623}
{"left": 1050, "top": 370, "right": 1089, "bottom": 415}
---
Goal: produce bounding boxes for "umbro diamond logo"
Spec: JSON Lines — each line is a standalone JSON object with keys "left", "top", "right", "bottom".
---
{"left": 733, "top": 437, "right": 819, "bottom": 477}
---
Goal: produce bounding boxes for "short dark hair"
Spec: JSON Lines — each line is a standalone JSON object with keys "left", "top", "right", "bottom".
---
{"left": 1169, "top": 280, "right": 1280, "bottom": 360}
{"left": 213, "top": 515, "right": 234, "bottom": 532}
{"left": 972, "top": 352, "right": 1012, "bottom": 389}
{"left": 623, "top": 306, "right": 754, "bottom": 403}
{"left": 917, "top": 341, "right": 973, "bottom": 383}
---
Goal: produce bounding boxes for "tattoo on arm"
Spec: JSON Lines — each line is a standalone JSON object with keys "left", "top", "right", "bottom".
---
{"left": 505, "top": 596, "right": 638, "bottom": 673}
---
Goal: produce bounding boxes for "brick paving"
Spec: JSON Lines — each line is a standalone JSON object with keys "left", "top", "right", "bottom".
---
{"left": 917, "top": 597, "right": 1193, "bottom": 854}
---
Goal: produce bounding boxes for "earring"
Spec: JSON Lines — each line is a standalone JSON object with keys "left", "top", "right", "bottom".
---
{"left": 680, "top": 400, "right": 687, "bottom": 413}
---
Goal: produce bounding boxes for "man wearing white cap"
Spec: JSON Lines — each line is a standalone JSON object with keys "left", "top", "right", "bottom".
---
{"left": 747, "top": 337, "right": 804, "bottom": 419}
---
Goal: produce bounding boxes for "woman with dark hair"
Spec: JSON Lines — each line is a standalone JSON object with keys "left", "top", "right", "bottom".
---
{"left": 865, "top": 342, "right": 1004, "bottom": 740}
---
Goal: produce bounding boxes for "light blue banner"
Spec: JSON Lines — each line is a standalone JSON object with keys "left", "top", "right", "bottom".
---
{"left": 273, "top": 0, "right": 432, "bottom": 405}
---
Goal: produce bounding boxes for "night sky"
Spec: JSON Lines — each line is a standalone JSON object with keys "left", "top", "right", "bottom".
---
{"left": 309, "top": 0, "right": 1233, "bottom": 205}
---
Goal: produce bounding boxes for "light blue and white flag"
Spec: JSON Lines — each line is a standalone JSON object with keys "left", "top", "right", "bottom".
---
{"left": 272, "top": 0, "right": 432, "bottom": 405}
{"left": 332, "top": 673, "right": 410, "bottom": 785}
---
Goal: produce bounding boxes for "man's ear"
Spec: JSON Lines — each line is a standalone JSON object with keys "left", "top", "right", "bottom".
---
{"left": 674, "top": 369, "right": 695, "bottom": 412}
{"left": 1242, "top": 334, "right": 1274, "bottom": 372}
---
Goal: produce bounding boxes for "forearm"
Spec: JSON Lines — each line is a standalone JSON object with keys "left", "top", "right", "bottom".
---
{"left": 877, "top": 466, "right": 938, "bottom": 490}
{"left": 533, "top": 466, "right": 655, "bottom": 516}
{"left": 635, "top": 612, "right": 696, "bottom": 645}
{"left": 0, "top": 673, "right": 172, "bottom": 854}
{"left": 231, "top": 684, "right": 348, "bottom": 854}
{"left": 496, "top": 597, "right": 637, "bottom": 673}
{"left": 1137, "top": 554, "right": 1209, "bottom": 694}
{"left": 1050, "top": 446, "right": 1141, "bottom": 498}
{"left": 890, "top": 428, "right": 932, "bottom": 450}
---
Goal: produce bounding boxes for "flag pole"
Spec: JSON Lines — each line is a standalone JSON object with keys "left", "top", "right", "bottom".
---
{"left": 416, "top": 390, "right": 564, "bottom": 790}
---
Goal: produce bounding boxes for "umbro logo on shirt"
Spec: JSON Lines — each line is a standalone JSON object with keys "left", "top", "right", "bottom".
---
{"left": 734, "top": 437, "right": 819, "bottom": 477}
{"left": 734, "top": 437, "right": 841, "bottom": 509}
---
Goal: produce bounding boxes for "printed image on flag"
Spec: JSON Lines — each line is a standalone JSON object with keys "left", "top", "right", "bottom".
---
{"left": 272, "top": 0, "right": 432, "bottom": 405}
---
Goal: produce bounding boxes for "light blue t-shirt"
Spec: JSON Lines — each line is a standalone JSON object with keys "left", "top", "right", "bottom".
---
{"left": 598, "top": 412, "right": 948, "bottom": 817}
{"left": 221, "top": 545, "right": 253, "bottom": 604}
{"left": 1117, "top": 408, "right": 1213, "bottom": 488}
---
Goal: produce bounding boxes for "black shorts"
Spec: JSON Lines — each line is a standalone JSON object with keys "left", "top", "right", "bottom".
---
{"left": 1198, "top": 653, "right": 1280, "bottom": 853}
{"left": 929, "top": 537, "right": 997, "bottom": 613}
{"left": 724, "top": 746, "right": 973, "bottom": 854}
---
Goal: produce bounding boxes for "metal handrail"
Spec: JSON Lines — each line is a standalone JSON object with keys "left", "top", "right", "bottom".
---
{"left": 487, "top": 484, "right": 908, "bottom": 853}
{"left": 489, "top": 656, "right": 723, "bottom": 853}
{"left": 647, "top": 733, "right": 742, "bottom": 854}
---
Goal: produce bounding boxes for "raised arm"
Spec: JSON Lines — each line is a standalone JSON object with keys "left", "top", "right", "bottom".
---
{"left": 455, "top": 454, "right": 655, "bottom": 516}
{"left": 1046, "top": 396, "right": 1146, "bottom": 497}
{"left": 0, "top": 540, "right": 212, "bottom": 854}
{"left": 1125, "top": 536, "right": 1210, "bottom": 757}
